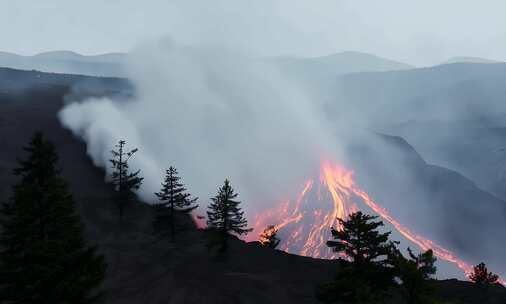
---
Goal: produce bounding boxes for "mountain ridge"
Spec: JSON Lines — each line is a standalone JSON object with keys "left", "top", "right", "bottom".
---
{"left": 443, "top": 56, "right": 502, "bottom": 65}
{"left": 271, "top": 51, "right": 414, "bottom": 80}
{"left": 0, "top": 50, "right": 127, "bottom": 77}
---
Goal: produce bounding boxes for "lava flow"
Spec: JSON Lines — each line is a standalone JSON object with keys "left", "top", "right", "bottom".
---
{"left": 252, "top": 160, "right": 499, "bottom": 282}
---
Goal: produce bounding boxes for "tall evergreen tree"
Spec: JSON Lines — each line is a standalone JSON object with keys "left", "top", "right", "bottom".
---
{"left": 154, "top": 166, "right": 198, "bottom": 241}
{"left": 0, "top": 133, "right": 106, "bottom": 303}
{"left": 109, "top": 139, "right": 143, "bottom": 220}
{"left": 327, "top": 211, "right": 398, "bottom": 268}
{"left": 318, "top": 211, "right": 399, "bottom": 303}
{"left": 207, "top": 179, "right": 252, "bottom": 251}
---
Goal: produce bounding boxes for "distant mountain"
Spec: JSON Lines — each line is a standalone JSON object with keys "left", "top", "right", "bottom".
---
{"left": 388, "top": 118, "right": 506, "bottom": 207}
{"left": 443, "top": 56, "right": 502, "bottom": 65}
{"left": 0, "top": 67, "right": 130, "bottom": 93}
{"left": 271, "top": 51, "right": 414, "bottom": 81}
{"left": 33, "top": 50, "right": 126, "bottom": 63}
{"left": 0, "top": 51, "right": 127, "bottom": 77}
{"left": 0, "top": 50, "right": 414, "bottom": 80}
{"left": 323, "top": 62, "right": 506, "bottom": 126}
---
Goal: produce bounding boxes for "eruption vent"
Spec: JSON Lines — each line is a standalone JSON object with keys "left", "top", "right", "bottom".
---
{"left": 252, "top": 160, "right": 498, "bottom": 282}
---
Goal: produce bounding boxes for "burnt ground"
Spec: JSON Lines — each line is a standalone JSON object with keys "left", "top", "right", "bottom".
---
{"left": 0, "top": 68, "right": 505, "bottom": 303}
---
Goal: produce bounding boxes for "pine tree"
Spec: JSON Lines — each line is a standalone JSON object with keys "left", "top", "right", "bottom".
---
{"left": 469, "top": 262, "right": 499, "bottom": 286}
{"left": 327, "top": 211, "right": 398, "bottom": 268}
{"left": 154, "top": 166, "right": 198, "bottom": 241}
{"left": 259, "top": 225, "right": 281, "bottom": 249}
{"left": 394, "top": 248, "right": 437, "bottom": 304}
{"left": 0, "top": 133, "right": 106, "bottom": 303}
{"left": 109, "top": 139, "right": 143, "bottom": 220}
{"left": 207, "top": 179, "right": 252, "bottom": 251}
{"left": 319, "top": 211, "right": 399, "bottom": 303}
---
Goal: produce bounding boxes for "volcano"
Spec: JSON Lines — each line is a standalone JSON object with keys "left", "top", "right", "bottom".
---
{"left": 251, "top": 160, "right": 502, "bottom": 283}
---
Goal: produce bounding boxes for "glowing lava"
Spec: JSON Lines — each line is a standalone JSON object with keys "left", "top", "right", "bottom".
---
{"left": 253, "top": 160, "right": 502, "bottom": 283}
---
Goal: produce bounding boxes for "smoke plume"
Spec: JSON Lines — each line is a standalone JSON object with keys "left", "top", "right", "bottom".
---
{"left": 59, "top": 38, "right": 343, "bottom": 215}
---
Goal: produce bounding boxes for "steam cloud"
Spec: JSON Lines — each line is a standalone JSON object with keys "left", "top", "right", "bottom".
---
{"left": 59, "top": 38, "right": 344, "bottom": 215}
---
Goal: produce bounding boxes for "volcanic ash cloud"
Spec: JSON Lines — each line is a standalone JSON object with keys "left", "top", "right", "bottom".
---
{"left": 59, "top": 38, "right": 341, "bottom": 214}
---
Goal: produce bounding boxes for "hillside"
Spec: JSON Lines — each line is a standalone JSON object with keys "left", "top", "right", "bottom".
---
{"left": 0, "top": 68, "right": 505, "bottom": 303}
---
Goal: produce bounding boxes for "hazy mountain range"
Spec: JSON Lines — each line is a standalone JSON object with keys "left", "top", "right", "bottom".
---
{"left": 0, "top": 50, "right": 419, "bottom": 79}
{"left": 270, "top": 51, "right": 413, "bottom": 79}
{"left": 0, "top": 50, "right": 127, "bottom": 77}
{"left": 1, "top": 49, "right": 502, "bottom": 81}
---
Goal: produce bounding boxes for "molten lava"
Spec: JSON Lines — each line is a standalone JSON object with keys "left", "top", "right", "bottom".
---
{"left": 253, "top": 160, "right": 501, "bottom": 282}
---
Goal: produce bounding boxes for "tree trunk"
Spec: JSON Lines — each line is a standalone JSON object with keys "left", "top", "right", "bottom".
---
{"left": 170, "top": 202, "right": 175, "bottom": 242}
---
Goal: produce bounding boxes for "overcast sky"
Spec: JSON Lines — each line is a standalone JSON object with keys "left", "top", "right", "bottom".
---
{"left": 2, "top": 0, "right": 506, "bottom": 65}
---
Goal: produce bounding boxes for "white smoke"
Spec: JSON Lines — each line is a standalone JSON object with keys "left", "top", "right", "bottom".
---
{"left": 59, "top": 38, "right": 343, "bottom": 215}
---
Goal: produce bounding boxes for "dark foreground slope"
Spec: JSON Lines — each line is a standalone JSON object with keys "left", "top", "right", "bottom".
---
{"left": 0, "top": 68, "right": 505, "bottom": 303}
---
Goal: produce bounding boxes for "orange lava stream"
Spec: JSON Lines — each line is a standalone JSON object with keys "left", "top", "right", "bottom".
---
{"left": 253, "top": 160, "right": 504, "bottom": 284}
{"left": 320, "top": 161, "right": 475, "bottom": 275}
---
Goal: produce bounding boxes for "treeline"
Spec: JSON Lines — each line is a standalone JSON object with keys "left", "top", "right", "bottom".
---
{"left": 0, "top": 134, "right": 501, "bottom": 304}
{"left": 0, "top": 135, "right": 254, "bottom": 303}
{"left": 108, "top": 139, "right": 252, "bottom": 250}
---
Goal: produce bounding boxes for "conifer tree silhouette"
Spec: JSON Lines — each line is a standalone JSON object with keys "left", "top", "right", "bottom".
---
{"left": 109, "top": 139, "right": 143, "bottom": 221}
{"left": 0, "top": 133, "right": 106, "bottom": 303}
{"left": 154, "top": 166, "right": 198, "bottom": 241}
{"left": 207, "top": 179, "right": 252, "bottom": 251}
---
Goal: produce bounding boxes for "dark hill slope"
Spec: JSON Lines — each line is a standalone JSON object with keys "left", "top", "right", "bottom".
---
{"left": 0, "top": 68, "right": 136, "bottom": 239}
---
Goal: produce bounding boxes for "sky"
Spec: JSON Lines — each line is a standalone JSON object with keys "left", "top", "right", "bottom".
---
{"left": 2, "top": 0, "right": 506, "bottom": 65}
